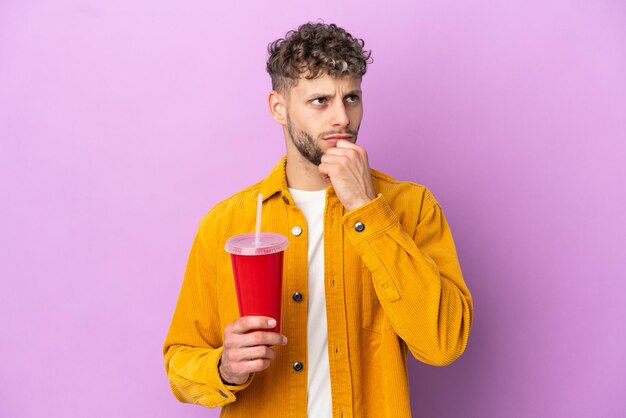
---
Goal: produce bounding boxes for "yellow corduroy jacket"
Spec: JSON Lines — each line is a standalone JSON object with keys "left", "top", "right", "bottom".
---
{"left": 163, "top": 157, "right": 473, "bottom": 418}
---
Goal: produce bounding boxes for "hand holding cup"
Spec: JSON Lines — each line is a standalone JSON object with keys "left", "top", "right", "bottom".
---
{"left": 219, "top": 316, "right": 288, "bottom": 385}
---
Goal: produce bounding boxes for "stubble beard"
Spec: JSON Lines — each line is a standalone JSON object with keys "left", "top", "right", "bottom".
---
{"left": 286, "top": 113, "right": 359, "bottom": 167}
{"left": 287, "top": 114, "right": 325, "bottom": 166}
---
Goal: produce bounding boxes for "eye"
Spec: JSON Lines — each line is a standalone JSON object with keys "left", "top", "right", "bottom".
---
{"left": 311, "top": 97, "right": 327, "bottom": 106}
{"left": 345, "top": 95, "right": 360, "bottom": 104}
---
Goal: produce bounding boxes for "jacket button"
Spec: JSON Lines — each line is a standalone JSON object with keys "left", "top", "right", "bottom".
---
{"left": 291, "top": 226, "right": 302, "bottom": 236}
{"left": 293, "top": 361, "right": 304, "bottom": 372}
{"left": 292, "top": 292, "right": 303, "bottom": 302}
{"left": 354, "top": 221, "right": 365, "bottom": 232}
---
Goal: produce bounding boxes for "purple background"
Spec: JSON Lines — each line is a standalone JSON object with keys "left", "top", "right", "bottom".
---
{"left": 1, "top": 1, "right": 625, "bottom": 417}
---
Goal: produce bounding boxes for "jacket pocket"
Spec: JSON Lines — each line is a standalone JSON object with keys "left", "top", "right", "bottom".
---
{"left": 361, "top": 266, "right": 393, "bottom": 333}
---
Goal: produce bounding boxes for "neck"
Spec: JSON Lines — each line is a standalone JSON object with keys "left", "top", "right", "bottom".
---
{"left": 285, "top": 154, "right": 330, "bottom": 191}
{"left": 284, "top": 137, "right": 330, "bottom": 191}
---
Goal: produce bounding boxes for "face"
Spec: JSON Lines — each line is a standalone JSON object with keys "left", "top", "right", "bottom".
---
{"left": 283, "top": 74, "right": 363, "bottom": 166}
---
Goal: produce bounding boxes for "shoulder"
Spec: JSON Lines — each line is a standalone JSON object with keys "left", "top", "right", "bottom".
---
{"left": 198, "top": 180, "right": 263, "bottom": 231}
{"left": 370, "top": 168, "right": 439, "bottom": 217}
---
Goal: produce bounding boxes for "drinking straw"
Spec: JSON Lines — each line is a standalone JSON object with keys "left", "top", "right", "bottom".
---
{"left": 255, "top": 194, "right": 263, "bottom": 245}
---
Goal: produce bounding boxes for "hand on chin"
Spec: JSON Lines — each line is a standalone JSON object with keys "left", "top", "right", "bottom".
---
{"left": 318, "top": 140, "right": 377, "bottom": 211}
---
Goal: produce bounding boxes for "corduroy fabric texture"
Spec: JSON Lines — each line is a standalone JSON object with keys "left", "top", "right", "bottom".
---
{"left": 163, "top": 157, "right": 473, "bottom": 418}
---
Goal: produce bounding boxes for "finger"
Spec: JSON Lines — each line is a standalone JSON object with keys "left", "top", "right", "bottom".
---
{"left": 336, "top": 139, "right": 363, "bottom": 150}
{"left": 336, "top": 141, "right": 367, "bottom": 162}
{"left": 230, "top": 316, "right": 277, "bottom": 334}
{"left": 326, "top": 148, "right": 362, "bottom": 165}
{"left": 225, "top": 357, "right": 271, "bottom": 378}
{"left": 323, "top": 146, "right": 350, "bottom": 156}
{"left": 318, "top": 162, "right": 334, "bottom": 178}
{"left": 241, "top": 331, "right": 288, "bottom": 347}
{"left": 238, "top": 345, "right": 276, "bottom": 361}
{"left": 324, "top": 141, "right": 362, "bottom": 155}
{"left": 243, "top": 359, "right": 272, "bottom": 374}
{"left": 320, "top": 153, "right": 348, "bottom": 164}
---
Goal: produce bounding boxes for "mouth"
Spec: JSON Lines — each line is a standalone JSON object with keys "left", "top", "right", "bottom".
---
{"left": 323, "top": 134, "right": 354, "bottom": 144}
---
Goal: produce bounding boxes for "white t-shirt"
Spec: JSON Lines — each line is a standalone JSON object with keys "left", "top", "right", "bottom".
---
{"left": 288, "top": 188, "right": 331, "bottom": 418}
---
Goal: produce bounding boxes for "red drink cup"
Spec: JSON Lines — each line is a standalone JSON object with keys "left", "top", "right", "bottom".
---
{"left": 225, "top": 232, "right": 289, "bottom": 333}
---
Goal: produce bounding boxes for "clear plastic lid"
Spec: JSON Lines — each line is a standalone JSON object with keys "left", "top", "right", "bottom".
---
{"left": 225, "top": 232, "right": 289, "bottom": 256}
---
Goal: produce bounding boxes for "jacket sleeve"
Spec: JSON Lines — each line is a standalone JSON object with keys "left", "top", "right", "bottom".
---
{"left": 163, "top": 218, "right": 252, "bottom": 408}
{"left": 343, "top": 192, "right": 473, "bottom": 366}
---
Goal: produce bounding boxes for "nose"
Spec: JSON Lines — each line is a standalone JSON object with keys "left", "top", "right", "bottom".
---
{"left": 330, "top": 101, "right": 350, "bottom": 129}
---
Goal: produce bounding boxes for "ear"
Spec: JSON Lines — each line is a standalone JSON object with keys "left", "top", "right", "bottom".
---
{"left": 268, "top": 90, "right": 287, "bottom": 125}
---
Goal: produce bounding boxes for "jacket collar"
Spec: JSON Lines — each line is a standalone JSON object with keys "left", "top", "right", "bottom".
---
{"left": 259, "top": 156, "right": 338, "bottom": 204}
{"left": 259, "top": 156, "right": 288, "bottom": 202}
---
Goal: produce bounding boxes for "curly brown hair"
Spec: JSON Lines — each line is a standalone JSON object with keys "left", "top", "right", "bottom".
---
{"left": 266, "top": 22, "right": 372, "bottom": 94}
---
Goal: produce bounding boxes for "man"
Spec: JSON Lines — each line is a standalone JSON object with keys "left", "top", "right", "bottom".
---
{"left": 164, "top": 22, "right": 473, "bottom": 418}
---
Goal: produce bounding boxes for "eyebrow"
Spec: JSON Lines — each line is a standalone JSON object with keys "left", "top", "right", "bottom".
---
{"left": 304, "top": 89, "right": 362, "bottom": 100}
